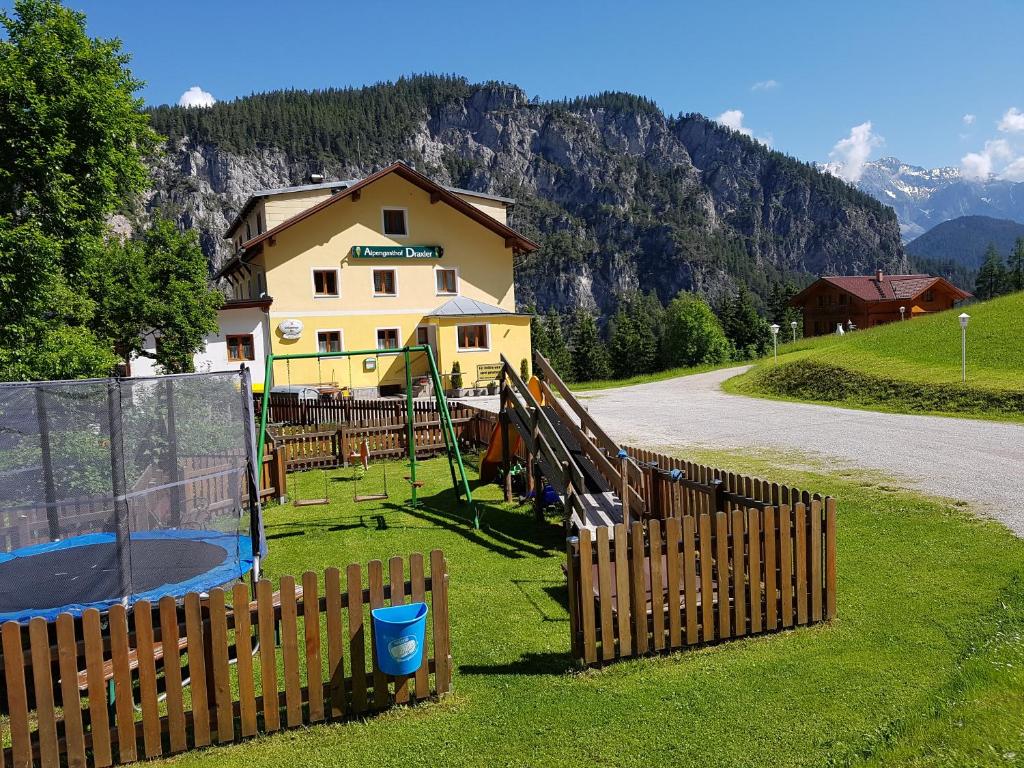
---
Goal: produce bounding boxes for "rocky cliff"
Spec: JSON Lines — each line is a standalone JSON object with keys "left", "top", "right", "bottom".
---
{"left": 146, "top": 76, "right": 906, "bottom": 316}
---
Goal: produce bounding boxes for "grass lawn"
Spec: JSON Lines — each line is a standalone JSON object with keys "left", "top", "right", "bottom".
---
{"left": 163, "top": 453, "right": 1024, "bottom": 768}
{"left": 725, "top": 291, "right": 1024, "bottom": 422}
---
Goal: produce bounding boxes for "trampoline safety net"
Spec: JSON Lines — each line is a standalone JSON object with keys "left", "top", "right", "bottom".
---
{"left": 0, "top": 370, "right": 263, "bottom": 622}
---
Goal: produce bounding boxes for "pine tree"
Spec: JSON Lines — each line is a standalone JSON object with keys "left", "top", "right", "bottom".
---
{"left": 1009, "top": 237, "right": 1024, "bottom": 292}
{"left": 607, "top": 308, "right": 639, "bottom": 379}
{"left": 568, "top": 309, "right": 611, "bottom": 383}
{"left": 542, "top": 309, "right": 572, "bottom": 379}
{"left": 718, "top": 287, "right": 772, "bottom": 360}
{"left": 975, "top": 244, "right": 1008, "bottom": 300}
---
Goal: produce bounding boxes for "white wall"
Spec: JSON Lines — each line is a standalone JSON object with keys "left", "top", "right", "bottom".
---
{"left": 131, "top": 306, "right": 270, "bottom": 385}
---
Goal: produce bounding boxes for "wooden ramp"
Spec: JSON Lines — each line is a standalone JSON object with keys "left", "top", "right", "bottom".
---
{"left": 567, "top": 492, "right": 623, "bottom": 538}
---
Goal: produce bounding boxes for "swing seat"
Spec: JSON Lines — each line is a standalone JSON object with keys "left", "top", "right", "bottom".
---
{"left": 354, "top": 493, "right": 389, "bottom": 503}
{"left": 294, "top": 497, "right": 330, "bottom": 507}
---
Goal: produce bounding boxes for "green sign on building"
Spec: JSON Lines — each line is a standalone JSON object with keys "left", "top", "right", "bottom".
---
{"left": 352, "top": 245, "right": 443, "bottom": 259}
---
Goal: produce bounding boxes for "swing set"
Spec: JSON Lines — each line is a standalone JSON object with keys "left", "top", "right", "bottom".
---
{"left": 256, "top": 345, "right": 479, "bottom": 527}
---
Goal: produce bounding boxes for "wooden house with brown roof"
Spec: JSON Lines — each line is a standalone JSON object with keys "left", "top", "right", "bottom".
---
{"left": 790, "top": 270, "right": 972, "bottom": 337}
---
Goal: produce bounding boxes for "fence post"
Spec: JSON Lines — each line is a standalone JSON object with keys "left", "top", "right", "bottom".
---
{"left": 712, "top": 477, "right": 725, "bottom": 514}
{"left": 499, "top": 371, "right": 513, "bottom": 503}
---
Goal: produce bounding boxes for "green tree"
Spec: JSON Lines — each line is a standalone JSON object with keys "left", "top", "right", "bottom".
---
{"left": 90, "top": 219, "right": 222, "bottom": 373}
{"left": 0, "top": 0, "right": 161, "bottom": 379}
{"left": 1009, "top": 237, "right": 1024, "bottom": 292}
{"left": 661, "top": 292, "right": 732, "bottom": 367}
{"left": 608, "top": 306, "right": 642, "bottom": 379}
{"left": 568, "top": 309, "right": 610, "bottom": 383}
{"left": 719, "top": 287, "right": 772, "bottom": 360}
{"left": 975, "top": 244, "right": 1008, "bottom": 300}
{"left": 541, "top": 309, "right": 572, "bottom": 379}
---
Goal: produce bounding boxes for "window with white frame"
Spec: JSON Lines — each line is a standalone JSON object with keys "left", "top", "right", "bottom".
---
{"left": 457, "top": 324, "right": 489, "bottom": 351}
{"left": 382, "top": 208, "right": 408, "bottom": 236}
{"left": 312, "top": 268, "right": 339, "bottom": 297}
{"left": 376, "top": 328, "right": 400, "bottom": 350}
{"left": 373, "top": 268, "right": 397, "bottom": 296}
{"left": 317, "top": 330, "right": 343, "bottom": 353}
{"left": 435, "top": 267, "right": 457, "bottom": 295}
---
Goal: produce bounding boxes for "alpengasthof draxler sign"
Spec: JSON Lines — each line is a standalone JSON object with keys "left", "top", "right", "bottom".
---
{"left": 351, "top": 245, "right": 443, "bottom": 259}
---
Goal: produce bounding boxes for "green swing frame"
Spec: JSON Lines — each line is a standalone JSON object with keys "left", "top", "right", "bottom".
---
{"left": 256, "top": 345, "right": 478, "bottom": 527}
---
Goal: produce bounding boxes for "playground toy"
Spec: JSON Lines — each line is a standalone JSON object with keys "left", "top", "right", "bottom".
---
{"left": 258, "top": 345, "right": 478, "bottom": 526}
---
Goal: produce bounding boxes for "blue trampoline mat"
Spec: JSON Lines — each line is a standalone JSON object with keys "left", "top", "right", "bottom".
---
{"left": 0, "top": 529, "right": 254, "bottom": 623}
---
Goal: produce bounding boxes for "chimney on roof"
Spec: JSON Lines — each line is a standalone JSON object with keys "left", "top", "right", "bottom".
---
{"left": 876, "top": 268, "right": 884, "bottom": 282}
{"left": 308, "top": 173, "right": 324, "bottom": 184}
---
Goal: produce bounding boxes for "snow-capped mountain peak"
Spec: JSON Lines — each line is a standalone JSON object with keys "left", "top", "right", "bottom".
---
{"left": 820, "top": 156, "right": 1024, "bottom": 241}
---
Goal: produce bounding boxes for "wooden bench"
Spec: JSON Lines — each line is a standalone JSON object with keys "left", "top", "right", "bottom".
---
{"left": 72, "top": 586, "right": 303, "bottom": 692}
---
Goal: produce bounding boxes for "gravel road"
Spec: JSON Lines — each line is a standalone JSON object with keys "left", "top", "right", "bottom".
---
{"left": 576, "top": 366, "right": 1024, "bottom": 536}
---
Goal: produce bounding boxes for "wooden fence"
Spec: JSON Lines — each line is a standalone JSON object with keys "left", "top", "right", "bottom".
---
{"left": 567, "top": 503, "right": 836, "bottom": 665}
{"left": 257, "top": 396, "right": 445, "bottom": 428}
{"left": 0, "top": 552, "right": 451, "bottom": 768}
{"left": 266, "top": 403, "right": 481, "bottom": 473}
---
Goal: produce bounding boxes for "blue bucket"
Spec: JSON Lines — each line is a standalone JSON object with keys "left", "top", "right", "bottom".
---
{"left": 371, "top": 602, "right": 428, "bottom": 676}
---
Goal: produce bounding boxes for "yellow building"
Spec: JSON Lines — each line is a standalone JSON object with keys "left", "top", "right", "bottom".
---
{"left": 215, "top": 162, "right": 538, "bottom": 395}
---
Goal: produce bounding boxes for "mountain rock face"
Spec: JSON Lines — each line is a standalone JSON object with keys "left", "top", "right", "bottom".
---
{"left": 846, "top": 157, "right": 1024, "bottom": 242}
{"left": 145, "top": 77, "right": 906, "bottom": 317}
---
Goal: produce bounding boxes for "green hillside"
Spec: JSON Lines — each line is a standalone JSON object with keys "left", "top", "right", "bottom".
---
{"left": 726, "top": 291, "right": 1024, "bottom": 421}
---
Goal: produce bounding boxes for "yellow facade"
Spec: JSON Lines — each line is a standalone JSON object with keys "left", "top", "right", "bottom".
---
{"left": 223, "top": 168, "right": 534, "bottom": 393}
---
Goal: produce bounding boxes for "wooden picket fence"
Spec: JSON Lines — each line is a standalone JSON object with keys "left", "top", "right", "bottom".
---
{"left": 0, "top": 552, "right": 451, "bottom": 768}
{"left": 566, "top": 501, "right": 836, "bottom": 665}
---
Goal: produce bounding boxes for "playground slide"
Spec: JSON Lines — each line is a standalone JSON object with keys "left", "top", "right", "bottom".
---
{"left": 479, "top": 375, "right": 544, "bottom": 483}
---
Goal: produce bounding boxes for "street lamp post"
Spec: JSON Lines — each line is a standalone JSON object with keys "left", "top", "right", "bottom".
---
{"left": 959, "top": 313, "right": 970, "bottom": 382}
{"left": 899, "top": 306, "right": 906, "bottom": 321}
{"left": 770, "top": 323, "right": 780, "bottom": 363}
{"left": 790, "top": 320, "right": 798, "bottom": 342}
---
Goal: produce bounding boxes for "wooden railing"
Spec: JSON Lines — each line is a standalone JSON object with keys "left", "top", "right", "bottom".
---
{"left": 0, "top": 552, "right": 451, "bottom": 768}
{"left": 567, "top": 503, "right": 836, "bottom": 665}
{"left": 256, "top": 396, "right": 443, "bottom": 429}
{"left": 264, "top": 403, "right": 479, "bottom": 474}
{"left": 497, "top": 354, "right": 587, "bottom": 522}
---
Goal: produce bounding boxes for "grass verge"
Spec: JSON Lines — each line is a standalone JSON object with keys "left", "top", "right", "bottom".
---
{"left": 164, "top": 453, "right": 1024, "bottom": 768}
{"left": 569, "top": 360, "right": 743, "bottom": 392}
{"left": 725, "top": 292, "right": 1024, "bottom": 422}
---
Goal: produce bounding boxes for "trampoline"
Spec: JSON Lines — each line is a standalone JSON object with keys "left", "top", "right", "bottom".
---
{"left": 0, "top": 529, "right": 254, "bottom": 623}
{"left": 0, "top": 370, "right": 266, "bottom": 624}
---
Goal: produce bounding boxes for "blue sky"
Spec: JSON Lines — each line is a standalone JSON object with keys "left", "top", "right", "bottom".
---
{"left": 51, "top": 0, "right": 1024, "bottom": 174}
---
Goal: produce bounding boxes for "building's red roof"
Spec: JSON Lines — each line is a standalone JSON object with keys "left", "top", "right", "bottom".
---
{"left": 791, "top": 273, "right": 972, "bottom": 305}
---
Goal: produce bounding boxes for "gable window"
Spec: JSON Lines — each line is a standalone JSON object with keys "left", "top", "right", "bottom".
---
{"left": 457, "top": 324, "right": 489, "bottom": 351}
{"left": 317, "top": 330, "right": 342, "bottom": 353}
{"left": 256, "top": 213, "right": 263, "bottom": 235}
{"left": 226, "top": 334, "right": 255, "bottom": 362}
{"left": 312, "top": 268, "right": 339, "bottom": 297}
{"left": 435, "top": 267, "right": 458, "bottom": 295}
{"left": 838, "top": 293, "right": 847, "bottom": 305}
{"left": 245, "top": 221, "right": 251, "bottom": 240}
{"left": 373, "top": 269, "right": 397, "bottom": 296}
{"left": 382, "top": 208, "right": 408, "bottom": 237}
{"left": 924, "top": 290, "right": 934, "bottom": 302}
{"left": 376, "top": 328, "right": 400, "bottom": 350}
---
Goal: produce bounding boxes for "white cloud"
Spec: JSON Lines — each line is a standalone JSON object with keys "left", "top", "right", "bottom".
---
{"left": 962, "top": 113, "right": 976, "bottom": 126}
{"left": 751, "top": 79, "right": 780, "bottom": 92}
{"left": 178, "top": 86, "right": 216, "bottom": 108}
{"left": 998, "top": 107, "right": 1024, "bottom": 133}
{"left": 716, "top": 109, "right": 752, "bottom": 137}
{"left": 999, "top": 156, "right": 1024, "bottom": 182}
{"left": 961, "top": 138, "right": 1013, "bottom": 181}
{"left": 826, "top": 122, "right": 883, "bottom": 183}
